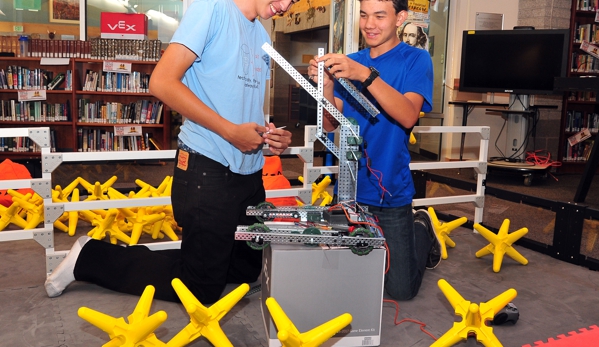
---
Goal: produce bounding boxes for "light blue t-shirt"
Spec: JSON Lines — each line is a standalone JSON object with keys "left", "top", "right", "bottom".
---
{"left": 334, "top": 42, "right": 434, "bottom": 207}
{"left": 171, "top": 0, "right": 271, "bottom": 174}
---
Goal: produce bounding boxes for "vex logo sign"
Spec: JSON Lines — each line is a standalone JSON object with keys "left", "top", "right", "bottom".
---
{"left": 107, "top": 21, "right": 136, "bottom": 31}
{"left": 100, "top": 12, "right": 148, "bottom": 38}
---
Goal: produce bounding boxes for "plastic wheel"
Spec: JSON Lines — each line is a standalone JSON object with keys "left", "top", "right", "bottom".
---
{"left": 349, "top": 227, "right": 375, "bottom": 256}
{"left": 302, "top": 227, "right": 321, "bottom": 247}
{"left": 246, "top": 223, "right": 271, "bottom": 250}
{"left": 255, "top": 201, "right": 276, "bottom": 222}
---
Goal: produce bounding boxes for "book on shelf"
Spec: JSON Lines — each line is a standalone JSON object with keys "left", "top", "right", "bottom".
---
{"left": 0, "top": 99, "right": 70, "bottom": 122}
{"left": 77, "top": 127, "right": 156, "bottom": 151}
{"left": 48, "top": 73, "right": 65, "bottom": 90}
{"left": 0, "top": 135, "right": 51, "bottom": 153}
{"left": 148, "top": 136, "right": 162, "bottom": 150}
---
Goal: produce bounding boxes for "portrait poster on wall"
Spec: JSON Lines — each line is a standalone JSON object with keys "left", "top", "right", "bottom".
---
{"left": 397, "top": 0, "right": 432, "bottom": 53}
{"left": 49, "top": 0, "right": 80, "bottom": 24}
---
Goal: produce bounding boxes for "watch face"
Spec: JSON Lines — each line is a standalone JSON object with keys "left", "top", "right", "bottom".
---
{"left": 369, "top": 67, "right": 380, "bottom": 78}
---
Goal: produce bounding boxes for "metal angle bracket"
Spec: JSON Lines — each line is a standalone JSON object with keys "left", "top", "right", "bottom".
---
{"left": 305, "top": 126, "right": 318, "bottom": 143}
{"left": 297, "top": 189, "right": 312, "bottom": 205}
{"left": 304, "top": 167, "right": 323, "bottom": 185}
{"left": 41, "top": 153, "right": 63, "bottom": 174}
{"left": 480, "top": 127, "right": 491, "bottom": 140}
{"left": 30, "top": 179, "right": 52, "bottom": 199}
{"left": 473, "top": 196, "right": 485, "bottom": 208}
{"left": 45, "top": 203, "right": 65, "bottom": 224}
{"left": 474, "top": 162, "right": 488, "bottom": 175}
{"left": 296, "top": 148, "right": 314, "bottom": 163}
{"left": 28, "top": 128, "right": 51, "bottom": 148}
{"left": 46, "top": 251, "right": 68, "bottom": 274}
{"left": 33, "top": 230, "right": 54, "bottom": 249}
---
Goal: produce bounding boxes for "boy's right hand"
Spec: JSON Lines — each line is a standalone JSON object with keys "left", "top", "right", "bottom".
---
{"left": 307, "top": 56, "right": 335, "bottom": 88}
{"left": 227, "top": 122, "right": 269, "bottom": 153}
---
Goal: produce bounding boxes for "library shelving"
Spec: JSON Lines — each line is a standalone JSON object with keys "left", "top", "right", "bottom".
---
{"left": 0, "top": 55, "right": 170, "bottom": 157}
{"left": 559, "top": 0, "right": 599, "bottom": 171}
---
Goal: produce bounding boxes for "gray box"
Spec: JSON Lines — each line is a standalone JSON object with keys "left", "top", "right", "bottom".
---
{"left": 261, "top": 244, "right": 385, "bottom": 347}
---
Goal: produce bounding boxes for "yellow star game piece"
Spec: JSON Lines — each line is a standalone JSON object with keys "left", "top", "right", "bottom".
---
{"left": 79, "top": 176, "right": 118, "bottom": 201}
{"left": 166, "top": 279, "right": 249, "bottom": 347}
{"left": 52, "top": 188, "right": 81, "bottom": 236}
{"left": 78, "top": 285, "right": 168, "bottom": 347}
{"left": 431, "top": 279, "right": 517, "bottom": 347}
{"left": 265, "top": 297, "right": 352, "bottom": 347}
{"left": 409, "top": 112, "right": 425, "bottom": 144}
{"left": 86, "top": 208, "right": 132, "bottom": 245}
{"left": 53, "top": 177, "right": 81, "bottom": 201}
{"left": 428, "top": 207, "right": 467, "bottom": 260}
{"left": 0, "top": 200, "right": 27, "bottom": 230}
{"left": 136, "top": 176, "right": 172, "bottom": 197}
{"left": 297, "top": 175, "right": 333, "bottom": 207}
{"left": 473, "top": 219, "right": 529, "bottom": 272}
{"left": 8, "top": 190, "right": 44, "bottom": 229}
{"left": 149, "top": 205, "right": 180, "bottom": 241}
{"left": 127, "top": 207, "right": 166, "bottom": 245}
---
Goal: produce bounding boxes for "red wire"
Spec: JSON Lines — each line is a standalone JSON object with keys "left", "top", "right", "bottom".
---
{"left": 328, "top": 204, "right": 435, "bottom": 341}
{"left": 383, "top": 299, "right": 438, "bottom": 341}
{"left": 525, "top": 150, "right": 561, "bottom": 167}
{"left": 525, "top": 150, "right": 561, "bottom": 181}
{"left": 363, "top": 148, "right": 391, "bottom": 203}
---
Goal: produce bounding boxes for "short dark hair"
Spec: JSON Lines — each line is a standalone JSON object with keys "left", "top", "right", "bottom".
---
{"left": 359, "top": 0, "right": 408, "bottom": 14}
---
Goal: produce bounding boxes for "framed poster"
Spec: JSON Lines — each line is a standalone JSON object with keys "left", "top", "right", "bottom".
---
{"left": 49, "top": 0, "right": 80, "bottom": 24}
{"left": 14, "top": 0, "right": 42, "bottom": 11}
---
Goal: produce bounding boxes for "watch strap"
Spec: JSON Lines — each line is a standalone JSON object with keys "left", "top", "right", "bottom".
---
{"left": 362, "top": 67, "right": 379, "bottom": 89}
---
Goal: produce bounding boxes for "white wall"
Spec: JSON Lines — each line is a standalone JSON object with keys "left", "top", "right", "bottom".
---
{"left": 442, "top": 0, "right": 520, "bottom": 160}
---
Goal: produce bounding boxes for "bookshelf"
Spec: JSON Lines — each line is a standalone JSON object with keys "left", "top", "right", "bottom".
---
{"left": 0, "top": 56, "right": 170, "bottom": 156}
{"left": 558, "top": 1, "right": 599, "bottom": 172}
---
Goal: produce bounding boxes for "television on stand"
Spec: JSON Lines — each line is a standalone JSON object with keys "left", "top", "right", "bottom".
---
{"left": 458, "top": 28, "right": 569, "bottom": 161}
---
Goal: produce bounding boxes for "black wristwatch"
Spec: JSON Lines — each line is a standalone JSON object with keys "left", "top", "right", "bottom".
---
{"left": 362, "top": 66, "right": 379, "bottom": 89}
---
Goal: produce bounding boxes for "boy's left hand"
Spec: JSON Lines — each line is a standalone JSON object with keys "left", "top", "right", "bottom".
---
{"left": 263, "top": 123, "right": 292, "bottom": 155}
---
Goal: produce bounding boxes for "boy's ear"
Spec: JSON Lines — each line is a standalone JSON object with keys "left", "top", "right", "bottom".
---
{"left": 396, "top": 10, "right": 408, "bottom": 27}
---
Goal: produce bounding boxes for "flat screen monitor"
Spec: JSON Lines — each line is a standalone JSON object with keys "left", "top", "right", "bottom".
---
{"left": 459, "top": 29, "right": 570, "bottom": 95}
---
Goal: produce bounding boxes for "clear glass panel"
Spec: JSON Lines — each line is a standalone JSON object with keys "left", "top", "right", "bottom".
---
{"left": 87, "top": 0, "right": 183, "bottom": 43}
{"left": 427, "top": 0, "right": 450, "bottom": 114}
{"left": 0, "top": 0, "right": 183, "bottom": 56}
{"left": 1, "top": 0, "right": 81, "bottom": 55}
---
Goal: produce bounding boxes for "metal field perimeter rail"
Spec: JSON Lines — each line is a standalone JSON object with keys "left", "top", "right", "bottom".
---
{"left": 0, "top": 126, "right": 179, "bottom": 274}
{"left": 1, "top": 123, "right": 490, "bottom": 270}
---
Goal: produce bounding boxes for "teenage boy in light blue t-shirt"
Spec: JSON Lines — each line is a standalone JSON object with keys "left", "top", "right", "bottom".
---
{"left": 45, "top": 0, "right": 294, "bottom": 304}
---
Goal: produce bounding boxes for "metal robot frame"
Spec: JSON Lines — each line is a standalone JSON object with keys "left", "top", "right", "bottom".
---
{"left": 234, "top": 44, "right": 385, "bottom": 255}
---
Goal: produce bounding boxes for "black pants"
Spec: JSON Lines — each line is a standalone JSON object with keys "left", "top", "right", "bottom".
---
{"left": 74, "top": 150, "right": 265, "bottom": 303}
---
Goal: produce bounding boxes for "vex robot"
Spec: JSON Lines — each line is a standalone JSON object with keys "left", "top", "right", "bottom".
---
{"left": 234, "top": 45, "right": 385, "bottom": 256}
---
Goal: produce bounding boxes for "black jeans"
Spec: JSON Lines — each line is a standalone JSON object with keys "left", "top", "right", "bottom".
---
{"left": 74, "top": 149, "right": 265, "bottom": 303}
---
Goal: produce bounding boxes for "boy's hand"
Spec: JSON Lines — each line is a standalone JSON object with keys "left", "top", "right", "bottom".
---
{"left": 263, "top": 123, "right": 292, "bottom": 155}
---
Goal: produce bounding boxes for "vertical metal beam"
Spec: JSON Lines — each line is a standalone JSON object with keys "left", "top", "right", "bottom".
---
{"left": 549, "top": 202, "right": 586, "bottom": 264}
